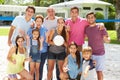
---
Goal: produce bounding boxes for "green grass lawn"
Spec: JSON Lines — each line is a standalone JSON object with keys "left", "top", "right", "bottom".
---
{"left": 107, "top": 30, "right": 120, "bottom": 44}
{"left": 0, "top": 27, "right": 120, "bottom": 44}
{"left": 0, "top": 27, "right": 9, "bottom": 36}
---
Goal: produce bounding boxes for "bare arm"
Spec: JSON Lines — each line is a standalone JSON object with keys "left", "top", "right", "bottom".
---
{"left": 96, "top": 23, "right": 105, "bottom": 30}
{"left": 48, "top": 29, "right": 55, "bottom": 45}
{"left": 64, "top": 29, "right": 69, "bottom": 48}
{"left": 63, "top": 57, "right": 68, "bottom": 67}
{"left": 103, "top": 35, "right": 110, "bottom": 43}
{"left": 39, "top": 37, "right": 44, "bottom": 50}
{"left": 8, "top": 26, "right": 15, "bottom": 46}
{"left": 24, "top": 47, "right": 32, "bottom": 62}
{"left": 83, "top": 65, "right": 90, "bottom": 77}
{"left": 63, "top": 57, "right": 69, "bottom": 72}
{"left": 7, "top": 47, "right": 16, "bottom": 64}
{"left": 45, "top": 31, "right": 50, "bottom": 43}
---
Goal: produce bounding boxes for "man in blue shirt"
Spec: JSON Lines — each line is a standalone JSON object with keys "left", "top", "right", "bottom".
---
{"left": 8, "top": 6, "right": 35, "bottom": 46}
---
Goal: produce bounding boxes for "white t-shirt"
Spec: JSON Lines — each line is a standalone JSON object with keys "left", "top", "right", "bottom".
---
{"left": 81, "top": 59, "right": 96, "bottom": 80}
{"left": 11, "top": 16, "right": 34, "bottom": 45}
{"left": 43, "top": 16, "right": 58, "bottom": 31}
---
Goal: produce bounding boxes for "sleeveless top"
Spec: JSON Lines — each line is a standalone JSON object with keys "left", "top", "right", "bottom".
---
{"left": 7, "top": 50, "right": 26, "bottom": 74}
{"left": 67, "top": 53, "right": 82, "bottom": 79}
{"left": 49, "top": 29, "right": 65, "bottom": 54}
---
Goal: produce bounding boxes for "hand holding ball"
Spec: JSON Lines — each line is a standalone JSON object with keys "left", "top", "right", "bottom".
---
{"left": 53, "top": 35, "right": 64, "bottom": 46}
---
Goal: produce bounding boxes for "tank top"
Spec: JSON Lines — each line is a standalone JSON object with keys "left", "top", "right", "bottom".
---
{"left": 7, "top": 50, "right": 26, "bottom": 74}
{"left": 49, "top": 29, "right": 65, "bottom": 54}
{"left": 67, "top": 53, "right": 82, "bottom": 79}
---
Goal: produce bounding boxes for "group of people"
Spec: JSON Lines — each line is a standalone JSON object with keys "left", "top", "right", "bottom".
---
{"left": 6, "top": 6, "right": 110, "bottom": 80}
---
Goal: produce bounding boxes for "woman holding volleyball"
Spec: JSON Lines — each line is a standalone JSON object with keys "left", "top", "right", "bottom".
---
{"left": 46, "top": 17, "right": 69, "bottom": 80}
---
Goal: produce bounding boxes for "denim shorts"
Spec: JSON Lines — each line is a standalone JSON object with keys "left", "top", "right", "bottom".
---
{"left": 30, "top": 51, "right": 41, "bottom": 63}
{"left": 48, "top": 51, "right": 66, "bottom": 60}
{"left": 8, "top": 74, "right": 17, "bottom": 78}
{"left": 31, "top": 57, "right": 41, "bottom": 62}
{"left": 30, "top": 45, "right": 41, "bottom": 62}
{"left": 92, "top": 54, "right": 105, "bottom": 71}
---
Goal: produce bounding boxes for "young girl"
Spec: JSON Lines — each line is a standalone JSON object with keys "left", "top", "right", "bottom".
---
{"left": 27, "top": 15, "right": 47, "bottom": 80}
{"left": 7, "top": 35, "right": 33, "bottom": 80}
{"left": 47, "top": 17, "right": 69, "bottom": 80}
{"left": 60, "top": 42, "right": 82, "bottom": 80}
{"left": 29, "top": 29, "right": 43, "bottom": 80}
{"left": 81, "top": 46, "right": 95, "bottom": 80}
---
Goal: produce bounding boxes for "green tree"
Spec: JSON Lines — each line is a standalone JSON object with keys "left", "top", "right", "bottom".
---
{"left": 0, "top": 0, "right": 5, "bottom": 4}
{"left": 36, "top": 0, "right": 72, "bottom": 7}
{"left": 95, "top": 12, "right": 104, "bottom": 19}
{"left": 33, "top": 0, "right": 41, "bottom": 6}
{"left": 100, "top": 0, "right": 116, "bottom": 5}
{"left": 40, "top": 0, "right": 59, "bottom": 7}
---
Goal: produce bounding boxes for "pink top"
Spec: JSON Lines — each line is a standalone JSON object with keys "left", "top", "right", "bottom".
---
{"left": 66, "top": 17, "right": 89, "bottom": 45}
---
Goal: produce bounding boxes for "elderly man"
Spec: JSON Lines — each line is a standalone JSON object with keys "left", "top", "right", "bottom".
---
{"left": 40, "top": 7, "right": 60, "bottom": 80}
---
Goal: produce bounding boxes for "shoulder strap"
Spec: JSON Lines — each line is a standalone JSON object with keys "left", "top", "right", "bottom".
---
{"left": 89, "top": 59, "right": 95, "bottom": 70}
{"left": 30, "top": 38, "right": 32, "bottom": 45}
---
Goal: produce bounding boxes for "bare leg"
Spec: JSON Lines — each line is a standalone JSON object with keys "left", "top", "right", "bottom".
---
{"left": 59, "top": 72, "right": 69, "bottom": 80}
{"left": 58, "top": 60, "right": 64, "bottom": 74}
{"left": 97, "top": 71, "right": 103, "bottom": 80}
{"left": 47, "top": 59, "right": 55, "bottom": 80}
{"left": 19, "top": 69, "right": 33, "bottom": 80}
{"left": 35, "top": 62, "right": 40, "bottom": 80}
{"left": 30, "top": 62, "right": 35, "bottom": 78}
{"left": 9, "top": 78, "right": 17, "bottom": 80}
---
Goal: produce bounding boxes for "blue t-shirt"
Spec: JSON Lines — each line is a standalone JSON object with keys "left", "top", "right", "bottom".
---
{"left": 11, "top": 16, "right": 34, "bottom": 45}
{"left": 27, "top": 25, "right": 48, "bottom": 53}
{"left": 67, "top": 52, "right": 82, "bottom": 79}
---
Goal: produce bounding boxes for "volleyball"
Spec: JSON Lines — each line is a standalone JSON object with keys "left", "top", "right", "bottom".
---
{"left": 53, "top": 35, "right": 64, "bottom": 46}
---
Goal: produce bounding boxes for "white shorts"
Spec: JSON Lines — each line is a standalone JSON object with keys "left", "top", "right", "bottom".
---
{"left": 92, "top": 54, "right": 105, "bottom": 71}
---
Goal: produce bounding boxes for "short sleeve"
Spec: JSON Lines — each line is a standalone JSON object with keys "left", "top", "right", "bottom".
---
{"left": 40, "top": 26, "right": 47, "bottom": 38}
{"left": 101, "top": 28, "right": 108, "bottom": 36}
{"left": 84, "top": 19, "right": 89, "bottom": 27}
{"left": 11, "top": 16, "right": 20, "bottom": 28}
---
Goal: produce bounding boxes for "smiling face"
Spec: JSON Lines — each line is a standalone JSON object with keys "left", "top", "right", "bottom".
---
{"left": 69, "top": 44, "right": 77, "bottom": 55}
{"left": 70, "top": 8, "right": 79, "bottom": 20}
{"left": 35, "top": 18, "right": 43, "bottom": 28}
{"left": 47, "top": 8, "right": 55, "bottom": 18}
{"left": 16, "top": 37, "right": 24, "bottom": 47}
{"left": 32, "top": 30, "right": 39, "bottom": 40}
{"left": 57, "top": 18, "right": 65, "bottom": 30}
{"left": 25, "top": 8, "right": 35, "bottom": 19}
{"left": 87, "top": 13, "right": 96, "bottom": 24}
{"left": 82, "top": 52, "right": 91, "bottom": 60}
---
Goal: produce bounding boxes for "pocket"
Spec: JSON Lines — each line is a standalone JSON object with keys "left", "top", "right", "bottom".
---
{"left": 31, "top": 46, "right": 39, "bottom": 54}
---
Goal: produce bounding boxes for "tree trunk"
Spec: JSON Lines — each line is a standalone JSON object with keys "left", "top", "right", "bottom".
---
{"left": 115, "top": 0, "right": 120, "bottom": 41}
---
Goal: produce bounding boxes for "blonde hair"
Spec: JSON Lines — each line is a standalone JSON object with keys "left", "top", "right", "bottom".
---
{"left": 82, "top": 46, "right": 92, "bottom": 55}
